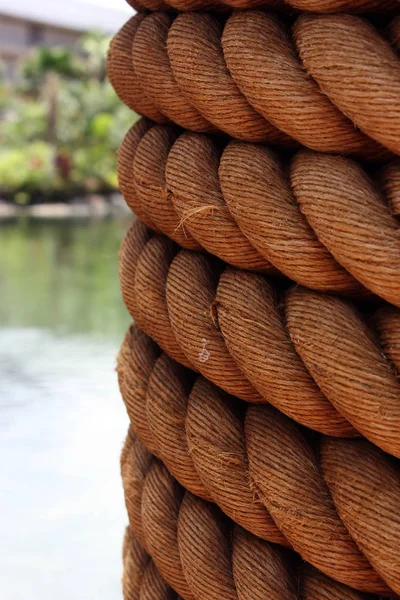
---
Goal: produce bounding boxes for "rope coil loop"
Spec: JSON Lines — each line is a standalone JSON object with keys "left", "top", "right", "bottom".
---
{"left": 125, "top": 0, "right": 400, "bottom": 16}
{"left": 122, "top": 527, "right": 179, "bottom": 599}
{"left": 117, "top": 120, "right": 400, "bottom": 306}
{"left": 120, "top": 425, "right": 400, "bottom": 596}
{"left": 118, "top": 221, "right": 400, "bottom": 456}
{"left": 111, "top": 4, "right": 400, "bottom": 597}
{"left": 111, "top": 10, "right": 400, "bottom": 156}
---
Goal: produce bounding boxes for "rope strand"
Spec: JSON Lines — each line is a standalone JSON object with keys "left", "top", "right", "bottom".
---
{"left": 118, "top": 221, "right": 400, "bottom": 456}
{"left": 120, "top": 427, "right": 400, "bottom": 595}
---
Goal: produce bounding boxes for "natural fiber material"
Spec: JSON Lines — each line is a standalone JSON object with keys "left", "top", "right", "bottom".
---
{"left": 118, "top": 120, "right": 400, "bottom": 306}
{"left": 110, "top": 4, "right": 400, "bottom": 599}
{"left": 109, "top": 10, "right": 400, "bottom": 156}
{"left": 122, "top": 526, "right": 177, "bottom": 599}
{"left": 118, "top": 220, "right": 400, "bottom": 455}
{"left": 131, "top": 13, "right": 215, "bottom": 133}
{"left": 167, "top": 13, "right": 291, "bottom": 145}
{"left": 120, "top": 428, "right": 400, "bottom": 596}
{"left": 107, "top": 14, "right": 168, "bottom": 122}
{"left": 293, "top": 14, "right": 400, "bottom": 155}
{"left": 127, "top": 0, "right": 400, "bottom": 14}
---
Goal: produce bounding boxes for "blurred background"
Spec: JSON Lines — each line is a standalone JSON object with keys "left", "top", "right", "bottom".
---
{"left": 0, "top": 0, "right": 137, "bottom": 598}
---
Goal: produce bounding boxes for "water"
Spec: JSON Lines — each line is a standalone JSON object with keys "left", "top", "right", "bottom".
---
{"left": 0, "top": 216, "right": 133, "bottom": 600}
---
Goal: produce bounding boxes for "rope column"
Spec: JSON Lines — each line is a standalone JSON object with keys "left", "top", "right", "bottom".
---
{"left": 107, "top": 1, "right": 400, "bottom": 598}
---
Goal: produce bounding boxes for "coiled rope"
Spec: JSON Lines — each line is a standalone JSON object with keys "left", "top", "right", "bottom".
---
{"left": 107, "top": 11, "right": 400, "bottom": 156}
{"left": 117, "top": 119, "right": 400, "bottom": 306}
{"left": 111, "top": 3, "right": 400, "bottom": 598}
{"left": 122, "top": 525, "right": 178, "bottom": 599}
{"left": 119, "top": 220, "right": 400, "bottom": 457}
{"left": 120, "top": 427, "right": 400, "bottom": 596}
{"left": 125, "top": 0, "right": 400, "bottom": 17}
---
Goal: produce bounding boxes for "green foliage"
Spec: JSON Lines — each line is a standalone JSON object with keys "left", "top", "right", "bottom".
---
{"left": 0, "top": 32, "right": 137, "bottom": 203}
{"left": 22, "top": 47, "right": 82, "bottom": 89}
{"left": 0, "top": 142, "right": 59, "bottom": 201}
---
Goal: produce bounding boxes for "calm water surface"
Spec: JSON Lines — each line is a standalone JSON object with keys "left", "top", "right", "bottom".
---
{"left": 0, "top": 216, "right": 133, "bottom": 600}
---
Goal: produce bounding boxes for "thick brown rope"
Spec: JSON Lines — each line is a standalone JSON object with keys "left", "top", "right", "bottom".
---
{"left": 122, "top": 526, "right": 178, "bottom": 600}
{"left": 287, "top": 0, "right": 398, "bottom": 11}
{"left": 293, "top": 13, "right": 400, "bottom": 155}
{"left": 109, "top": 11, "right": 400, "bottom": 157}
{"left": 132, "top": 125, "right": 201, "bottom": 250}
{"left": 106, "top": 14, "right": 168, "bottom": 123}
{"left": 118, "top": 329, "right": 298, "bottom": 543}
{"left": 126, "top": 0, "right": 400, "bottom": 17}
{"left": 119, "top": 220, "right": 400, "bottom": 455}
{"left": 117, "top": 117, "right": 157, "bottom": 231}
{"left": 121, "top": 429, "right": 399, "bottom": 596}
{"left": 245, "top": 405, "right": 398, "bottom": 595}
{"left": 119, "top": 221, "right": 193, "bottom": 368}
{"left": 118, "top": 330, "right": 400, "bottom": 594}
{"left": 222, "top": 11, "right": 396, "bottom": 157}
{"left": 164, "top": 132, "right": 274, "bottom": 272}
{"left": 380, "top": 160, "right": 400, "bottom": 217}
{"left": 119, "top": 120, "right": 400, "bottom": 305}
{"left": 166, "top": 13, "right": 292, "bottom": 145}
{"left": 375, "top": 304, "right": 400, "bottom": 372}
{"left": 320, "top": 437, "right": 400, "bottom": 594}
{"left": 131, "top": 13, "right": 215, "bottom": 133}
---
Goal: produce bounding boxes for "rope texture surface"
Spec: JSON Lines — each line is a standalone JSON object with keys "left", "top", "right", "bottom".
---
{"left": 117, "top": 119, "right": 400, "bottom": 306}
{"left": 119, "top": 219, "right": 400, "bottom": 458}
{"left": 120, "top": 426, "right": 400, "bottom": 597}
{"left": 126, "top": 0, "right": 400, "bottom": 14}
{"left": 122, "top": 526, "right": 179, "bottom": 599}
{"left": 107, "top": 11, "right": 400, "bottom": 157}
{"left": 110, "top": 4, "right": 400, "bottom": 599}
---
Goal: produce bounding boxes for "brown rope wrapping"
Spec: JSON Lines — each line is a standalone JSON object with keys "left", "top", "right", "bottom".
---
{"left": 381, "top": 160, "right": 400, "bottom": 217}
{"left": 119, "top": 220, "right": 400, "bottom": 455}
{"left": 132, "top": 125, "right": 201, "bottom": 250}
{"left": 166, "top": 13, "right": 292, "bottom": 145}
{"left": 117, "top": 117, "right": 156, "bottom": 230}
{"left": 389, "top": 16, "right": 400, "bottom": 52}
{"left": 126, "top": 0, "right": 400, "bottom": 15}
{"left": 131, "top": 13, "right": 215, "bottom": 133}
{"left": 293, "top": 14, "right": 400, "bottom": 155}
{"left": 109, "top": 11, "right": 400, "bottom": 157}
{"left": 118, "top": 329, "right": 298, "bottom": 542}
{"left": 122, "top": 526, "right": 178, "bottom": 599}
{"left": 114, "top": 5, "right": 400, "bottom": 597}
{"left": 118, "top": 120, "right": 400, "bottom": 306}
{"left": 107, "top": 14, "right": 168, "bottom": 122}
{"left": 120, "top": 426, "right": 400, "bottom": 596}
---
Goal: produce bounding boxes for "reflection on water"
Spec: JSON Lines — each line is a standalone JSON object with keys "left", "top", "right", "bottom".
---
{"left": 0, "top": 217, "right": 133, "bottom": 600}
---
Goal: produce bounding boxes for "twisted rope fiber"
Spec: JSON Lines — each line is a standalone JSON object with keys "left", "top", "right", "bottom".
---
{"left": 126, "top": 0, "right": 400, "bottom": 14}
{"left": 122, "top": 525, "right": 179, "bottom": 599}
{"left": 118, "top": 326, "right": 400, "bottom": 594}
{"left": 107, "top": 14, "right": 169, "bottom": 122}
{"left": 118, "top": 119, "right": 400, "bottom": 305}
{"left": 120, "top": 428, "right": 400, "bottom": 596}
{"left": 113, "top": 5, "right": 400, "bottom": 597}
{"left": 119, "top": 219, "right": 400, "bottom": 455}
{"left": 109, "top": 10, "right": 400, "bottom": 157}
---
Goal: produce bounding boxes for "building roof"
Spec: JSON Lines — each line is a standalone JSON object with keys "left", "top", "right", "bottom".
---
{"left": 0, "top": 0, "right": 132, "bottom": 34}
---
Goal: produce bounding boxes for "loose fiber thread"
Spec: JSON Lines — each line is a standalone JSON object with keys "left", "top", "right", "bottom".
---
{"left": 108, "top": 10, "right": 400, "bottom": 156}
{"left": 118, "top": 220, "right": 400, "bottom": 456}
{"left": 120, "top": 428, "right": 400, "bottom": 596}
